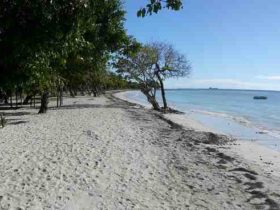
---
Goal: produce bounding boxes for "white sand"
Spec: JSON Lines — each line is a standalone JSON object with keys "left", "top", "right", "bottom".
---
{"left": 0, "top": 94, "right": 280, "bottom": 209}
{"left": 224, "top": 141, "right": 280, "bottom": 178}
{"left": 164, "top": 113, "right": 218, "bottom": 133}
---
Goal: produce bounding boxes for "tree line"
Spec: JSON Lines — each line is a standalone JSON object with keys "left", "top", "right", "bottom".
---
{"left": 0, "top": 0, "right": 187, "bottom": 113}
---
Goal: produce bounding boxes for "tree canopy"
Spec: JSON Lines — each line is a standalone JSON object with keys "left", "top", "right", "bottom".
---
{"left": 115, "top": 42, "right": 191, "bottom": 111}
{"left": 138, "top": 0, "right": 183, "bottom": 17}
{"left": 0, "top": 0, "right": 186, "bottom": 113}
{"left": 0, "top": 0, "right": 133, "bottom": 112}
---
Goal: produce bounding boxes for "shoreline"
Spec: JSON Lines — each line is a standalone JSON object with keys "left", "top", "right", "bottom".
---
{"left": 114, "top": 91, "right": 216, "bottom": 132}
{"left": 115, "top": 90, "right": 280, "bottom": 150}
{"left": 114, "top": 90, "right": 280, "bottom": 178}
{"left": 0, "top": 92, "right": 280, "bottom": 209}
{"left": 115, "top": 90, "right": 280, "bottom": 141}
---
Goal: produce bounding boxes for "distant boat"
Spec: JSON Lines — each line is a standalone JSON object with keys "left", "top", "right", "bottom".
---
{"left": 209, "top": 87, "right": 218, "bottom": 90}
{"left": 253, "top": 96, "right": 267, "bottom": 100}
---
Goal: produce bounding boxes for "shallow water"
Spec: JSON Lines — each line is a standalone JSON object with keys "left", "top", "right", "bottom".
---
{"left": 124, "top": 89, "right": 280, "bottom": 151}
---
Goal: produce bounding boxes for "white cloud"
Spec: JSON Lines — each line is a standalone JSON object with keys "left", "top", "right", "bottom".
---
{"left": 256, "top": 75, "right": 280, "bottom": 80}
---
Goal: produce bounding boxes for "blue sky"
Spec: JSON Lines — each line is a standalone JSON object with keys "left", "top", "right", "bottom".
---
{"left": 124, "top": 0, "right": 280, "bottom": 90}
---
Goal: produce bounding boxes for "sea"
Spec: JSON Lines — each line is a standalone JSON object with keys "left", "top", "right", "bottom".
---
{"left": 124, "top": 89, "right": 280, "bottom": 151}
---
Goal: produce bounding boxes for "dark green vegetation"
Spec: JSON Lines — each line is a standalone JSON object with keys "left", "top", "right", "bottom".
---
{"left": 115, "top": 42, "right": 191, "bottom": 112}
{"left": 0, "top": 0, "right": 185, "bottom": 113}
{"left": 138, "top": 0, "right": 183, "bottom": 17}
{"left": 0, "top": 0, "right": 139, "bottom": 113}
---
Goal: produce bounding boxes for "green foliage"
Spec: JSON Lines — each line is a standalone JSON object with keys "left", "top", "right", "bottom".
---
{"left": 0, "top": 0, "right": 83, "bottom": 93}
{"left": 138, "top": 0, "right": 183, "bottom": 17}
{"left": 114, "top": 44, "right": 161, "bottom": 106}
{"left": 115, "top": 41, "right": 191, "bottom": 109}
{"left": 0, "top": 0, "right": 131, "bottom": 106}
{"left": 104, "top": 72, "right": 134, "bottom": 90}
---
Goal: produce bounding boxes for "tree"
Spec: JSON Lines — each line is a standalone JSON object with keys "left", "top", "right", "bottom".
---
{"left": 116, "top": 42, "right": 191, "bottom": 111}
{"left": 0, "top": 0, "right": 87, "bottom": 113}
{"left": 138, "top": 0, "right": 183, "bottom": 17}
{"left": 116, "top": 45, "right": 161, "bottom": 110}
{"left": 0, "top": 0, "right": 130, "bottom": 113}
{"left": 149, "top": 42, "right": 191, "bottom": 110}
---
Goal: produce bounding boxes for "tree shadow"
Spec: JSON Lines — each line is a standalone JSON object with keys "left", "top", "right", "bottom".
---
{"left": 1, "top": 112, "right": 33, "bottom": 117}
{"left": 53, "top": 104, "right": 104, "bottom": 109}
{"left": 8, "top": 120, "right": 28, "bottom": 125}
{"left": 0, "top": 106, "right": 21, "bottom": 110}
{"left": 50, "top": 103, "right": 130, "bottom": 110}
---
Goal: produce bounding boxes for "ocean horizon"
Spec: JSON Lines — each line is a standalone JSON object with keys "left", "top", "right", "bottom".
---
{"left": 165, "top": 88, "right": 280, "bottom": 92}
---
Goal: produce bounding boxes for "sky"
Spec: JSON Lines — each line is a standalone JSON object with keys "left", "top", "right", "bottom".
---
{"left": 124, "top": 0, "right": 280, "bottom": 90}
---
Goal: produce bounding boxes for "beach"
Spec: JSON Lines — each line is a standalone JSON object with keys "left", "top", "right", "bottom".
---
{"left": 0, "top": 92, "right": 280, "bottom": 209}
{"left": 116, "top": 91, "right": 280, "bottom": 178}
{"left": 118, "top": 89, "right": 280, "bottom": 150}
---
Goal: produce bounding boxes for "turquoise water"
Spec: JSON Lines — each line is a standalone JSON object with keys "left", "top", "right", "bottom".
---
{"left": 125, "top": 89, "right": 280, "bottom": 151}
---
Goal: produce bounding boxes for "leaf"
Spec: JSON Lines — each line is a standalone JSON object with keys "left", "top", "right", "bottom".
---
{"left": 137, "top": 10, "right": 142, "bottom": 17}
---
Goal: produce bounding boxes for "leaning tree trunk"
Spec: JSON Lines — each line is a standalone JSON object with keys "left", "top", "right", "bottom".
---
{"left": 155, "top": 72, "right": 168, "bottom": 110}
{"left": 141, "top": 89, "right": 161, "bottom": 111}
{"left": 69, "top": 89, "right": 75, "bottom": 97}
{"left": 23, "top": 95, "right": 33, "bottom": 105}
{"left": 147, "top": 94, "right": 161, "bottom": 111}
{"left": 38, "top": 91, "right": 49, "bottom": 114}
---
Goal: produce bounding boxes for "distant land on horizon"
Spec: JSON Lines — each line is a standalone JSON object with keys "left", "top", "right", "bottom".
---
{"left": 165, "top": 88, "right": 280, "bottom": 92}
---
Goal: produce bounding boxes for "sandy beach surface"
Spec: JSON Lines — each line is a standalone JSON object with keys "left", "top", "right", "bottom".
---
{"left": 1, "top": 92, "right": 280, "bottom": 210}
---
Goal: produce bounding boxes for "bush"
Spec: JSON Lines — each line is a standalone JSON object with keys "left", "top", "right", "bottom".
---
{"left": 0, "top": 114, "right": 7, "bottom": 128}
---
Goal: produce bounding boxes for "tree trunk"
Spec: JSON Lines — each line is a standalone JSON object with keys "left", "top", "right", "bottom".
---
{"left": 3, "top": 95, "right": 9, "bottom": 104}
{"left": 141, "top": 89, "right": 161, "bottom": 111}
{"left": 38, "top": 91, "right": 49, "bottom": 114}
{"left": 59, "top": 87, "right": 63, "bottom": 106}
{"left": 56, "top": 92, "right": 59, "bottom": 107}
{"left": 23, "top": 95, "right": 33, "bottom": 105}
{"left": 69, "top": 89, "right": 75, "bottom": 97}
{"left": 92, "top": 86, "right": 98, "bottom": 97}
{"left": 15, "top": 89, "right": 18, "bottom": 108}
{"left": 20, "top": 92, "right": 23, "bottom": 107}
{"left": 155, "top": 69, "right": 168, "bottom": 110}
{"left": 10, "top": 95, "right": 13, "bottom": 108}
{"left": 93, "top": 90, "right": 97, "bottom": 97}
